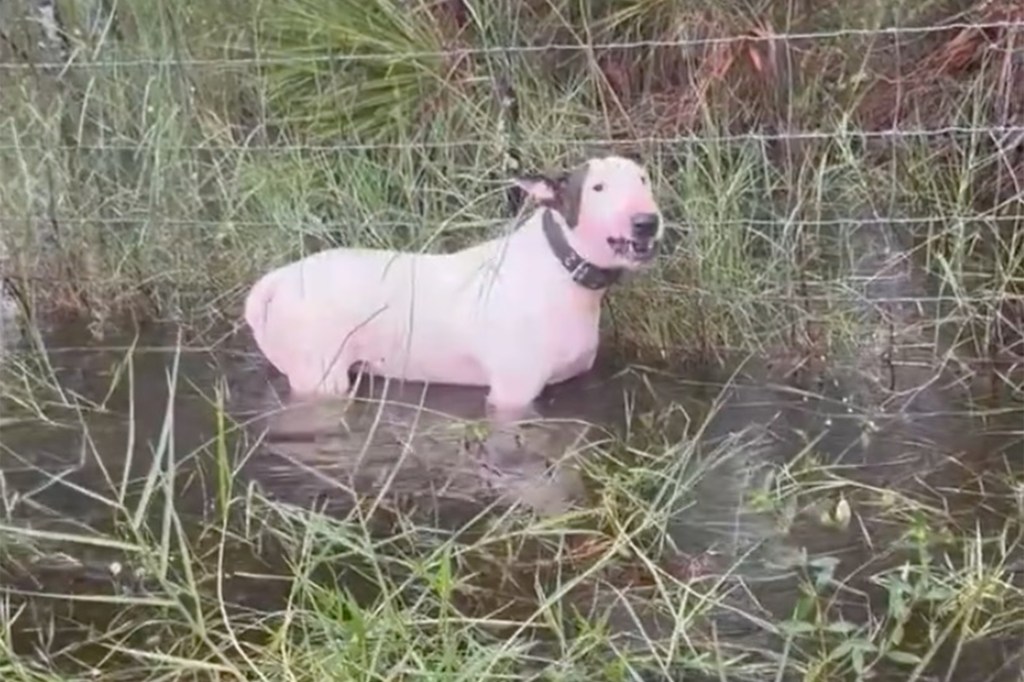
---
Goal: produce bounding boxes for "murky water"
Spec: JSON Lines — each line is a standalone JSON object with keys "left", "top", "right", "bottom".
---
{"left": 1, "top": 228, "right": 1022, "bottom": 680}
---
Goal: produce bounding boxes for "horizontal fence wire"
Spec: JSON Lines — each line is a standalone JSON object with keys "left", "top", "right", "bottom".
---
{"left": 10, "top": 343, "right": 1023, "bottom": 381}
{"left": 1, "top": 20, "right": 1023, "bottom": 70}
{"left": 3, "top": 127, "right": 1024, "bottom": 153}
{"left": 2, "top": 216, "right": 1023, "bottom": 229}
{"left": 3, "top": 274, "right": 1021, "bottom": 304}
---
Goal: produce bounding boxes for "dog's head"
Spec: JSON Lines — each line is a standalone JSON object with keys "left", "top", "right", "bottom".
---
{"left": 514, "top": 155, "right": 663, "bottom": 270}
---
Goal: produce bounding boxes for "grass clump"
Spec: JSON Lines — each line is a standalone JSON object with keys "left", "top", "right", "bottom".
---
{"left": 258, "top": 0, "right": 464, "bottom": 142}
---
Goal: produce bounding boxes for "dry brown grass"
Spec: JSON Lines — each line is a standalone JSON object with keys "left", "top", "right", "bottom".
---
{"left": 565, "top": 0, "right": 1024, "bottom": 197}
{"left": 589, "top": 15, "right": 799, "bottom": 140}
{"left": 857, "top": 0, "right": 1024, "bottom": 130}
{"left": 855, "top": 0, "right": 1024, "bottom": 203}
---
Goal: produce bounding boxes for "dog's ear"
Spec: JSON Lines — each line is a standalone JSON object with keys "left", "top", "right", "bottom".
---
{"left": 512, "top": 173, "right": 565, "bottom": 204}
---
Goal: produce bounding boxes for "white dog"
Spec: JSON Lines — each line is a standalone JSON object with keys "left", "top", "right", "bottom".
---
{"left": 244, "top": 154, "right": 664, "bottom": 421}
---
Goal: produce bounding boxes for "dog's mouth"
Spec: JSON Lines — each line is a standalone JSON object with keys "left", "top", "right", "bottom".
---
{"left": 607, "top": 236, "right": 659, "bottom": 263}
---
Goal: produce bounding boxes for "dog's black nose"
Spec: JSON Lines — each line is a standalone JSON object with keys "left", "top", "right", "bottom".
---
{"left": 631, "top": 213, "right": 660, "bottom": 239}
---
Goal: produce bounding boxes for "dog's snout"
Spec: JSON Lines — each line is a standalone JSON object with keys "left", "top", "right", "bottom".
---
{"left": 630, "top": 213, "right": 660, "bottom": 239}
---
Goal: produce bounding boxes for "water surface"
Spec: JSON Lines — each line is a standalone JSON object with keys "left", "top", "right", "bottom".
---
{"left": 1, "top": 224, "right": 1022, "bottom": 679}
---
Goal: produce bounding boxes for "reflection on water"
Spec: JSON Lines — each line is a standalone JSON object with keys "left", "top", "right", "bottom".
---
{"left": 238, "top": 375, "right": 595, "bottom": 521}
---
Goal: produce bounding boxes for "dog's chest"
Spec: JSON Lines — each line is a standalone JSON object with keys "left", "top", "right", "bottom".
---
{"left": 545, "top": 306, "right": 600, "bottom": 381}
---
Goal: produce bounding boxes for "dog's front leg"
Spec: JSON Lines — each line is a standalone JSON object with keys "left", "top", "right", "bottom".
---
{"left": 483, "top": 372, "right": 538, "bottom": 429}
{"left": 485, "top": 375, "right": 545, "bottom": 427}
{"left": 476, "top": 375, "right": 546, "bottom": 476}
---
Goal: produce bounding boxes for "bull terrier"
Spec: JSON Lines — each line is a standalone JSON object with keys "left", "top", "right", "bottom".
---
{"left": 243, "top": 154, "right": 664, "bottom": 423}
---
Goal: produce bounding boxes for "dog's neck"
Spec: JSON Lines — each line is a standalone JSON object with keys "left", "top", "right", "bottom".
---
{"left": 541, "top": 210, "right": 622, "bottom": 291}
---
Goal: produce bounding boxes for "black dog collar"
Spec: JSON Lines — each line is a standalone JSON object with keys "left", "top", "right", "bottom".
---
{"left": 541, "top": 210, "right": 622, "bottom": 290}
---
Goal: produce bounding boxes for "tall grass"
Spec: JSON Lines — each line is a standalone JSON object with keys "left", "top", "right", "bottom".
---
{"left": 0, "top": 0, "right": 1020, "bottom": 368}
{"left": 1, "top": 0, "right": 1023, "bottom": 679}
{"left": 1, "top": 333, "right": 1021, "bottom": 681}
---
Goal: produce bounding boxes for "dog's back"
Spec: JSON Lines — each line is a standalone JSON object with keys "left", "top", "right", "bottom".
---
{"left": 243, "top": 241, "right": 510, "bottom": 389}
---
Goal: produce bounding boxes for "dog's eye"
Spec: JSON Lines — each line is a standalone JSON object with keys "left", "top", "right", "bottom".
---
{"left": 593, "top": 183, "right": 605, "bottom": 192}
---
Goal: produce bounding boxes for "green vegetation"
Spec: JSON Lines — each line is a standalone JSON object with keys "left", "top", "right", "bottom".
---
{"left": 1, "top": 0, "right": 1020, "bottom": 361}
{"left": 1, "top": 341, "right": 1021, "bottom": 681}
{"left": 1, "top": 0, "right": 1022, "bottom": 679}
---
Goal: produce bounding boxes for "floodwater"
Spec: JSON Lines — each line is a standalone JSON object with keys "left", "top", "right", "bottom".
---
{"left": 1, "top": 227, "right": 1023, "bottom": 680}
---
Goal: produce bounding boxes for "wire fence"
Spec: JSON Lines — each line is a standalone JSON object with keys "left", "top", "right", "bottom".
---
{"left": 2, "top": 214, "right": 1021, "bottom": 229}
{"left": 3, "top": 126, "right": 1024, "bottom": 152}
{"left": 0, "top": 19, "right": 1022, "bottom": 69}
{"left": 1, "top": 5, "right": 1023, "bottom": 373}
